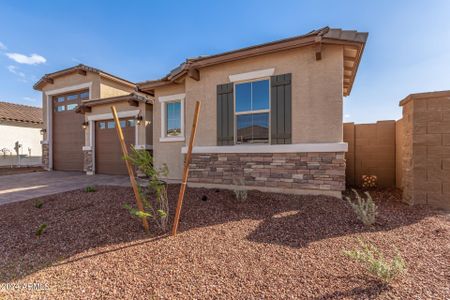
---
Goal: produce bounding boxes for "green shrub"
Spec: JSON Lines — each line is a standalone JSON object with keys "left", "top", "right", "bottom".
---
{"left": 346, "top": 189, "right": 377, "bottom": 226}
{"left": 344, "top": 238, "right": 406, "bottom": 284}
{"left": 125, "top": 147, "right": 169, "bottom": 231}
{"left": 84, "top": 186, "right": 96, "bottom": 193}
{"left": 35, "top": 224, "right": 48, "bottom": 237}
{"left": 34, "top": 200, "right": 43, "bottom": 209}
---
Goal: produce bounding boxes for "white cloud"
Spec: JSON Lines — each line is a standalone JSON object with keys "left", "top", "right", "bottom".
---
{"left": 344, "top": 114, "right": 351, "bottom": 119}
{"left": 6, "top": 53, "right": 46, "bottom": 65}
{"left": 0, "top": 42, "right": 6, "bottom": 51}
{"left": 7, "top": 65, "right": 27, "bottom": 82}
{"left": 23, "top": 96, "right": 36, "bottom": 102}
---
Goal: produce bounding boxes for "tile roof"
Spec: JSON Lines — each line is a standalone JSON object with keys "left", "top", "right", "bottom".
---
{"left": 137, "top": 26, "right": 368, "bottom": 97}
{"left": 33, "top": 64, "right": 135, "bottom": 90}
{"left": 0, "top": 101, "right": 43, "bottom": 125}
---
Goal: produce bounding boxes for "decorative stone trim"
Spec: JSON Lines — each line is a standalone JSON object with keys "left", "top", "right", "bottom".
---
{"left": 42, "top": 143, "right": 49, "bottom": 170}
{"left": 188, "top": 152, "right": 346, "bottom": 194}
{"left": 83, "top": 149, "right": 93, "bottom": 175}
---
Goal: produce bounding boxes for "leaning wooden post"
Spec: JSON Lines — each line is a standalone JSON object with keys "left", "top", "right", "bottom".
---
{"left": 111, "top": 106, "right": 149, "bottom": 232}
{"left": 172, "top": 101, "right": 201, "bottom": 236}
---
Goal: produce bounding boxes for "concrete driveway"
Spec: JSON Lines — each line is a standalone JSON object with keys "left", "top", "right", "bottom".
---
{"left": 0, "top": 171, "right": 130, "bottom": 205}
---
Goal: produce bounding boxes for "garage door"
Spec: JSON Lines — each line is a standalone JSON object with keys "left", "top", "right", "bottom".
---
{"left": 52, "top": 90, "right": 88, "bottom": 171}
{"left": 95, "top": 118, "right": 135, "bottom": 175}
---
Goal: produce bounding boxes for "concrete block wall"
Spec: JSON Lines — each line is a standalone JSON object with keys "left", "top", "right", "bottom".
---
{"left": 344, "top": 121, "right": 396, "bottom": 187}
{"left": 399, "top": 91, "right": 450, "bottom": 210}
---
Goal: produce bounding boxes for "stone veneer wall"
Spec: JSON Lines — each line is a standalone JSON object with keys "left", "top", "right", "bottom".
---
{"left": 42, "top": 143, "right": 49, "bottom": 170}
{"left": 399, "top": 92, "right": 450, "bottom": 210}
{"left": 189, "top": 152, "right": 345, "bottom": 194}
{"left": 83, "top": 149, "right": 93, "bottom": 174}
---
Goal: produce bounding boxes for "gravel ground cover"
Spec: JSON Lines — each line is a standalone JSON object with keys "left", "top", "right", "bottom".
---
{"left": 0, "top": 186, "right": 448, "bottom": 299}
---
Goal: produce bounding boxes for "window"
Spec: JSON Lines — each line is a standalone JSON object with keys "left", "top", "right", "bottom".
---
{"left": 55, "top": 105, "right": 65, "bottom": 112}
{"left": 67, "top": 94, "right": 78, "bottom": 101}
{"left": 107, "top": 121, "right": 115, "bottom": 129}
{"left": 166, "top": 101, "right": 181, "bottom": 136}
{"left": 120, "top": 120, "right": 126, "bottom": 128}
{"left": 127, "top": 119, "right": 135, "bottom": 127}
{"left": 57, "top": 96, "right": 65, "bottom": 103}
{"left": 159, "top": 93, "right": 185, "bottom": 142}
{"left": 66, "top": 103, "right": 78, "bottom": 111}
{"left": 235, "top": 79, "right": 270, "bottom": 144}
{"left": 98, "top": 122, "right": 106, "bottom": 129}
{"left": 79, "top": 91, "right": 89, "bottom": 99}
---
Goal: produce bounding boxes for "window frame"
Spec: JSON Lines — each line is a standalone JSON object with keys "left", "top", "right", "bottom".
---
{"left": 52, "top": 89, "right": 89, "bottom": 113}
{"left": 159, "top": 93, "right": 185, "bottom": 142}
{"left": 233, "top": 78, "right": 271, "bottom": 145}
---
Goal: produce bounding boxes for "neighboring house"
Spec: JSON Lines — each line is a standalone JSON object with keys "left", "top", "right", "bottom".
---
{"left": 35, "top": 27, "right": 368, "bottom": 197}
{"left": 0, "top": 101, "right": 43, "bottom": 166}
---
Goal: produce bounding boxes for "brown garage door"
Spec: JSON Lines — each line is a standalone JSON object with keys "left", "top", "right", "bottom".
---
{"left": 95, "top": 118, "right": 135, "bottom": 175}
{"left": 52, "top": 90, "right": 88, "bottom": 171}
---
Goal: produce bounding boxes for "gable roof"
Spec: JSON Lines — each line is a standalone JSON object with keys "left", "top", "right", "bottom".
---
{"left": 0, "top": 101, "right": 43, "bottom": 125}
{"left": 33, "top": 64, "right": 135, "bottom": 91}
{"left": 137, "top": 27, "right": 368, "bottom": 96}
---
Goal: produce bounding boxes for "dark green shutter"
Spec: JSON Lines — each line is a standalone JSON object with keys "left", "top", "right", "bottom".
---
{"left": 217, "top": 83, "right": 234, "bottom": 145}
{"left": 271, "top": 73, "right": 292, "bottom": 144}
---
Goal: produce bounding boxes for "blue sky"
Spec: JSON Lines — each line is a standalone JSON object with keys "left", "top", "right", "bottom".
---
{"left": 0, "top": 0, "right": 449, "bottom": 123}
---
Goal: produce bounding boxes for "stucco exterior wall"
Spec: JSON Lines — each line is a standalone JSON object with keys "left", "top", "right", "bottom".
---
{"left": 153, "top": 45, "right": 344, "bottom": 180}
{"left": 395, "top": 118, "right": 404, "bottom": 189}
{"left": 153, "top": 84, "right": 186, "bottom": 180}
{"left": 0, "top": 123, "right": 42, "bottom": 156}
{"left": 100, "top": 77, "right": 134, "bottom": 98}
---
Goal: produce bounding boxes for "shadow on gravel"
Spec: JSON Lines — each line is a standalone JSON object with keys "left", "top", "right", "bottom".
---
{"left": 315, "top": 279, "right": 390, "bottom": 299}
{"left": 0, "top": 185, "right": 440, "bottom": 283}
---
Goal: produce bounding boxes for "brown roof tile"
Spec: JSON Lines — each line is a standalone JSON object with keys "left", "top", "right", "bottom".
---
{"left": 0, "top": 101, "right": 43, "bottom": 125}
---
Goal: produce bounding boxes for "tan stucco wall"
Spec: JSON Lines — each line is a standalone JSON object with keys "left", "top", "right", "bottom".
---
{"left": 153, "top": 84, "right": 186, "bottom": 180}
{"left": 152, "top": 44, "right": 344, "bottom": 180}
{"left": 100, "top": 77, "right": 134, "bottom": 98}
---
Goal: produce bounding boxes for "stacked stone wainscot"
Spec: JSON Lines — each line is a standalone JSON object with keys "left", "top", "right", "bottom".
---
{"left": 188, "top": 152, "right": 346, "bottom": 194}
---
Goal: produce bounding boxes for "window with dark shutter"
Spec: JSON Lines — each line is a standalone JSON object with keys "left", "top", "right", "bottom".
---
{"left": 217, "top": 83, "right": 234, "bottom": 145}
{"left": 270, "top": 73, "right": 292, "bottom": 144}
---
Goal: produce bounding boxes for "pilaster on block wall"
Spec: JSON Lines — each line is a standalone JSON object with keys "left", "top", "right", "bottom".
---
{"left": 83, "top": 149, "right": 94, "bottom": 175}
{"left": 188, "top": 152, "right": 346, "bottom": 196}
{"left": 399, "top": 91, "right": 450, "bottom": 210}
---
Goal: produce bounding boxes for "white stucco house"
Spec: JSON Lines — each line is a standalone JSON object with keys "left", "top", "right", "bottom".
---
{"left": 0, "top": 101, "right": 43, "bottom": 166}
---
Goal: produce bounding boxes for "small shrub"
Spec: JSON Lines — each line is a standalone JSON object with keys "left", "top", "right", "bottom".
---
{"left": 233, "top": 178, "right": 248, "bottom": 201}
{"left": 34, "top": 200, "right": 43, "bottom": 209}
{"left": 84, "top": 186, "right": 96, "bottom": 193}
{"left": 125, "top": 147, "right": 169, "bottom": 232}
{"left": 346, "top": 189, "right": 377, "bottom": 226}
{"left": 344, "top": 238, "right": 406, "bottom": 284}
{"left": 35, "top": 224, "right": 48, "bottom": 237}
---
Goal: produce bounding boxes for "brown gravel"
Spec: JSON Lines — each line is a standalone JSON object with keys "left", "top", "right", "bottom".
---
{"left": 0, "top": 186, "right": 448, "bottom": 299}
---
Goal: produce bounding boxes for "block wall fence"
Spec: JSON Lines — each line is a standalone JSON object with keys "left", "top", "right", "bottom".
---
{"left": 344, "top": 90, "right": 450, "bottom": 210}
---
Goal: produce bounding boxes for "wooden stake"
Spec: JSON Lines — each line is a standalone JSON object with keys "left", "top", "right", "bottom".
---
{"left": 111, "top": 106, "right": 149, "bottom": 232}
{"left": 172, "top": 101, "right": 201, "bottom": 236}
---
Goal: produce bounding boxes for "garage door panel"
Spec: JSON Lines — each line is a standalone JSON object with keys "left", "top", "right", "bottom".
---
{"left": 95, "top": 118, "right": 135, "bottom": 175}
{"left": 52, "top": 90, "right": 87, "bottom": 171}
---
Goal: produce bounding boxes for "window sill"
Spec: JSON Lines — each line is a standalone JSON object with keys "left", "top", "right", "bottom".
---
{"left": 181, "top": 143, "right": 348, "bottom": 154}
{"left": 160, "top": 136, "right": 185, "bottom": 143}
